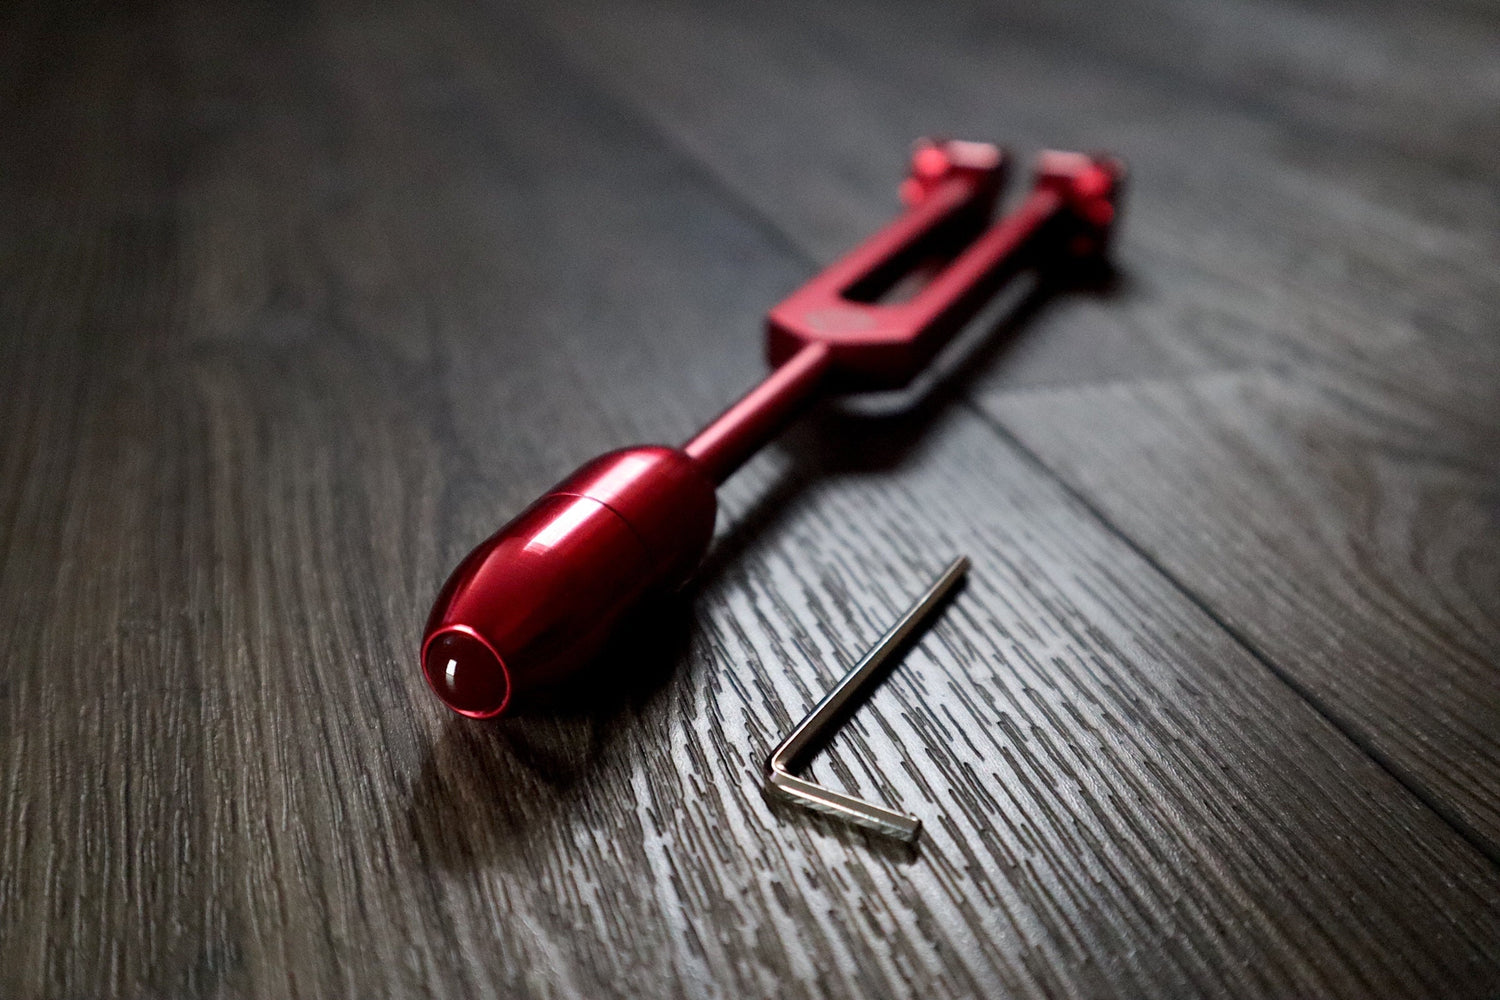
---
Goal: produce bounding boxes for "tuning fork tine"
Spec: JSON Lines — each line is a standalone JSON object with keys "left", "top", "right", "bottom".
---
{"left": 764, "top": 556, "right": 969, "bottom": 844}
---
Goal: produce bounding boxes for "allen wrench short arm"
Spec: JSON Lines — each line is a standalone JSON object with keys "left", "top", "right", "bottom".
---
{"left": 764, "top": 556, "right": 970, "bottom": 844}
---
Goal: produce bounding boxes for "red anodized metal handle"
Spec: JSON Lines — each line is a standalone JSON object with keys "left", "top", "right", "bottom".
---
{"left": 422, "top": 140, "right": 1125, "bottom": 717}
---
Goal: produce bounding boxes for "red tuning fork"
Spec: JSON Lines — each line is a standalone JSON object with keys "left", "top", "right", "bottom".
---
{"left": 422, "top": 140, "right": 1124, "bottom": 717}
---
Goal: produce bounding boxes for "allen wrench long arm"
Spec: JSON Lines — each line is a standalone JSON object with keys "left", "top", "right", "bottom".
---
{"left": 764, "top": 556, "right": 970, "bottom": 844}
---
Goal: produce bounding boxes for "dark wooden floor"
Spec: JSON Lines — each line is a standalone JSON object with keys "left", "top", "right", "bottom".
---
{"left": 2, "top": 0, "right": 1498, "bottom": 997}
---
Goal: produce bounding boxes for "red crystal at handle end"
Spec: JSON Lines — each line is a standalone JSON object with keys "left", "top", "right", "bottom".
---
{"left": 423, "top": 626, "right": 511, "bottom": 718}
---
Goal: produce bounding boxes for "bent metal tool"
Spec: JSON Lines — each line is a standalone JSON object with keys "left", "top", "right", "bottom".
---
{"left": 422, "top": 140, "right": 1124, "bottom": 718}
{"left": 764, "top": 556, "right": 970, "bottom": 844}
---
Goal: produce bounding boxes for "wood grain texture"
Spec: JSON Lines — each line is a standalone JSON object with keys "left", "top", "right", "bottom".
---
{"left": 1, "top": 1, "right": 1498, "bottom": 998}
{"left": 523, "top": 0, "right": 1500, "bottom": 850}
{"left": 985, "top": 371, "right": 1500, "bottom": 849}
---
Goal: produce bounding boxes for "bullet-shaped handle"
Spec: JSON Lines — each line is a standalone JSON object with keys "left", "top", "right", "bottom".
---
{"left": 422, "top": 446, "right": 716, "bottom": 716}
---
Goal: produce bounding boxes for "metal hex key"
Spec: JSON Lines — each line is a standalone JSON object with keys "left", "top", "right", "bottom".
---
{"left": 764, "top": 556, "right": 970, "bottom": 844}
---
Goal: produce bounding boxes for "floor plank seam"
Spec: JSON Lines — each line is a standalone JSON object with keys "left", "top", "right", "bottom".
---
{"left": 961, "top": 397, "right": 1500, "bottom": 871}
{"left": 505, "top": 3, "right": 827, "bottom": 277}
